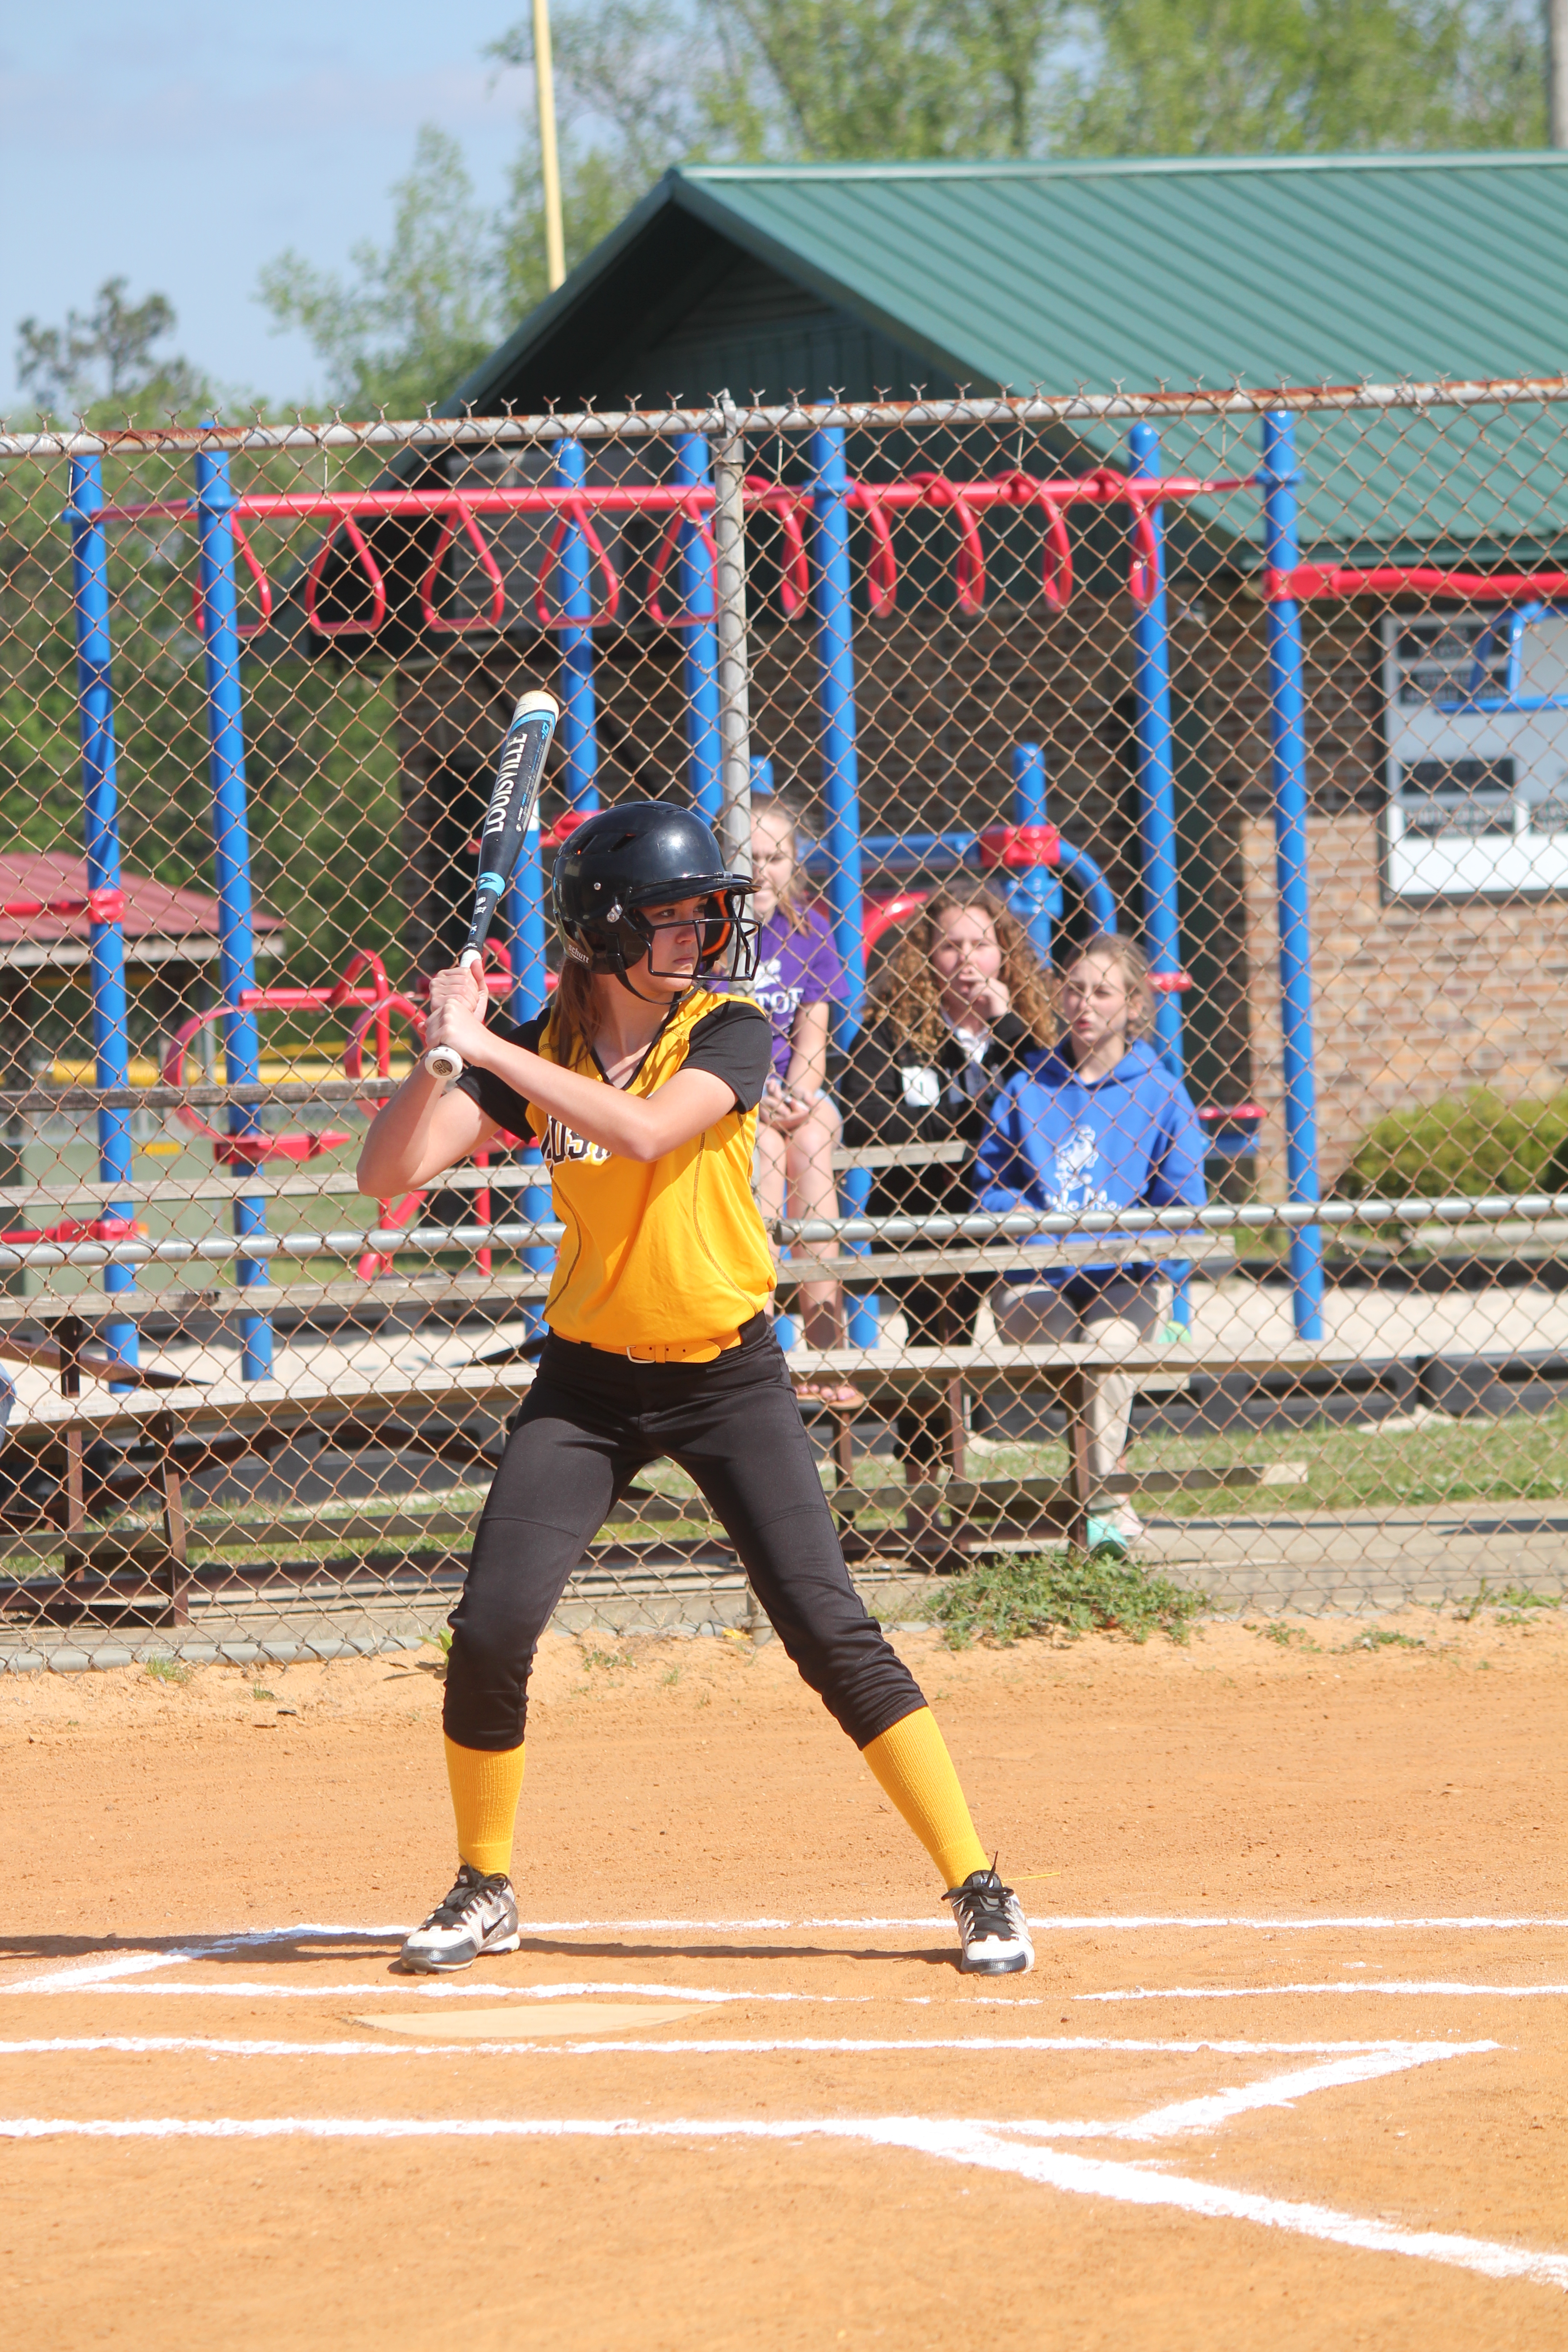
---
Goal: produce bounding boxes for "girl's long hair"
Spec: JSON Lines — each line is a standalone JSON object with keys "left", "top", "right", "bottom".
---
{"left": 868, "top": 885, "right": 1054, "bottom": 1059}
{"left": 544, "top": 955, "right": 598, "bottom": 1066}
{"left": 753, "top": 794, "right": 814, "bottom": 935}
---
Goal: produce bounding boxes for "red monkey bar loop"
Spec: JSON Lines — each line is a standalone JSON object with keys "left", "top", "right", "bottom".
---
{"left": 533, "top": 502, "right": 622, "bottom": 629}
{"left": 418, "top": 499, "right": 506, "bottom": 634}
{"left": 304, "top": 512, "right": 388, "bottom": 637}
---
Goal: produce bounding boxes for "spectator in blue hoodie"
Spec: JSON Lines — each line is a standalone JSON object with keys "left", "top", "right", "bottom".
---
{"left": 975, "top": 933, "right": 1205, "bottom": 1553}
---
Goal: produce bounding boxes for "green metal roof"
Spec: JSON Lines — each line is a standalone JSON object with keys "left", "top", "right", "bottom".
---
{"left": 460, "top": 154, "right": 1568, "bottom": 558}
{"left": 673, "top": 154, "right": 1568, "bottom": 397}
{"left": 679, "top": 156, "right": 1568, "bottom": 559}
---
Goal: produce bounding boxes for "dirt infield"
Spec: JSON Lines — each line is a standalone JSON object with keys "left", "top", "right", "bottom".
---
{"left": 2, "top": 1609, "right": 1565, "bottom": 2350}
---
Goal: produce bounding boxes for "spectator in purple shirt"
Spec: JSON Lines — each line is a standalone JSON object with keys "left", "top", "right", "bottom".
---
{"left": 750, "top": 794, "right": 859, "bottom": 1403}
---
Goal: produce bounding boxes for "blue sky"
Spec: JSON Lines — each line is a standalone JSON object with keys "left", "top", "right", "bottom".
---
{"left": 0, "top": 1, "right": 541, "bottom": 417}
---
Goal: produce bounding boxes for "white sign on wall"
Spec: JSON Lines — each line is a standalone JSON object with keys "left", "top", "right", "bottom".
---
{"left": 1381, "top": 611, "right": 1568, "bottom": 901}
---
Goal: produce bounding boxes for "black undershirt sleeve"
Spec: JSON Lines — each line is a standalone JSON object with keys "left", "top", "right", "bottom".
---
{"left": 682, "top": 1001, "right": 772, "bottom": 1111}
{"left": 454, "top": 1011, "right": 547, "bottom": 1137}
{"left": 451, "top": 1000, "right": 769, "bottom": 1131}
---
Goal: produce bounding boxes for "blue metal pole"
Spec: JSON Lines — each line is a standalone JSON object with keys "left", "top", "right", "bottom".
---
{"left": 65, "top": 457, "right": 137, "bottom": 1377}
{"left": 1127, "top": 423, "right": 1185, "bottom": 1080}
{"left": 673, "top": 434, "right": 722, "bottom": 827}
{"left": 808, "top": 424, "right": 876, "bottom": 1347}
{"left": 193, "top": 443, "right": 273, "bottom": 1380}
{"left": 1055, "top": 840, "right": 1118, "bottom": 936}
{"left": 749, "top": 756, "right": 774, "bottom": 798}
{"left": 1006, "top": 743, "right": 1062, "bottom": 969}
{"left": 1127, "top": 424, "right": 1192, "bottom": 1328}
{"left": 551, "top": 438, "right": 599, "bottom": 812}
{"left": 504, "top": 813, "right": 553, "bottom": 1335}
{"left": 1259, "top": 412, "right": 1325, "bottom": 1341}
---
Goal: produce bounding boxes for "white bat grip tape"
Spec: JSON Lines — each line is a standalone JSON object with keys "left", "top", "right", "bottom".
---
{"left": 423, "top": 951, "right": 485, "bottom": 1084}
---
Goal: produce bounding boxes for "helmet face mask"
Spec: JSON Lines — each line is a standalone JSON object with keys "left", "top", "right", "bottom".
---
{"left": 552, "top": 802, "right": 758, "bottom": 1003}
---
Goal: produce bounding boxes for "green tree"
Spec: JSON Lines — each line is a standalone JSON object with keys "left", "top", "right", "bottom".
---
{"left": 257, "top": 126, "right": 498, "bottom": 416}
{"left": 725, "top": 0, "right": 1062, "bottom": 158}
{"left": 14, "top": 276, "right": 211, "bottom": 424}
{"left": 494, "top": 0, "right": 1064, "bottom": 166}
{"left": 1054, "top": 0, "right": 1544, "bottom": 156}
{"left": 492, "top": 142, "right": 642, "bottom": 322}
{"left": 495, "top": 0, "right": 1544, "bottom": 176}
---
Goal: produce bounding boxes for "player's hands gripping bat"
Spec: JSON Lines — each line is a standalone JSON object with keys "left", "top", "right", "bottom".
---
{"left": 423, "top": 687, "right": 560, "bottom": 1084}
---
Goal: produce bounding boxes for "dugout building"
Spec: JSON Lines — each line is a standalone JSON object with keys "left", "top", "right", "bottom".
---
{"left": 306, "top": 154, "right": 1568, "bottom": 1194}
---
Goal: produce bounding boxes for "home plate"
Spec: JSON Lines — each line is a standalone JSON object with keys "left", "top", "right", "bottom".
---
{"left": 355, "top": 2003, "right": 701, "bottom": 2039}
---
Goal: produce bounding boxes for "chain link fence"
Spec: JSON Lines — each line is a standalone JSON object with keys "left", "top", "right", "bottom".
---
{"left": 2, "top": 383, "right": 1567, "bottom": 1667}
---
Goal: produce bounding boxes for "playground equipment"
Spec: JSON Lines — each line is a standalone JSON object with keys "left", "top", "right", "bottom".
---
{"left": 69, "top": 403, "right": 1568, "bottom": 1371}
{"left": 61, "top": 423, "right": 1253, "bottom": 1358}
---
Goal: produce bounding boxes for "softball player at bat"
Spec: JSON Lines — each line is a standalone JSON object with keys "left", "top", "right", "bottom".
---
{"left": 358, "top": 800, "right": 1033, "bottom": 1978}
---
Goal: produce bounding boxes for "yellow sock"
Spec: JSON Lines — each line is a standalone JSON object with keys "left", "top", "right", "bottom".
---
{"left": 860, "top": 1707, "right": 989, "bottom": 1891}
{"left": 443, "top": 1735, "right": 527, "bottom": 1879}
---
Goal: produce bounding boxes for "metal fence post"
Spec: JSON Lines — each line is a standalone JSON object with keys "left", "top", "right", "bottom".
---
{"left": 505, "top": 808, "right": 553, "bottom": 1332}
{"left": 711, "top": 397, "right": 754, "bottom": 875}
{"left": 551, "top": 437, "right": 599, "bottom": 812}
{"left": 1127, "top": 423, "right": 1192, "bottom": 1328}
{"left": 193, "top": 441, "right": 273, "bottom": 1381}
{"left": 1259, "top": 412, "right": 1326, "bottom": 1342}
{"left": 1007, "top": 742, "right": 1061, "bottom": 968}
{"left": 64, "top": 456, "right": 137, "bottom": 1378}
{"left": 673, "top": 433, "right": 722, "bottom": 829}
{"left": 808, "top": 422, "right": 876, "bottom": 1347}
{"left": 1127, "top": 423, "right": 1185, "bottom": 1079}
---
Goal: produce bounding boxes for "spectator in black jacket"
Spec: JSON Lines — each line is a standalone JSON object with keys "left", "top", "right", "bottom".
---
{"left": 840, "top": 886, "right": 1053, "bottom": 1500}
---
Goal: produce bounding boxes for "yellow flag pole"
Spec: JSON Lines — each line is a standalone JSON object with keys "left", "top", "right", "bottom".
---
{"left": 533, "top": 0, "right": 566, "bottom": 291}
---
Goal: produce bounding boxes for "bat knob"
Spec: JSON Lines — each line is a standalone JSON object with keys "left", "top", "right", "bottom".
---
{"left": 424, "top": 1044, "right": 466, "bottom": 1085}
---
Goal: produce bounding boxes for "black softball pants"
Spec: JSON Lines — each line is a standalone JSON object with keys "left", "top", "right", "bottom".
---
{"left": 443, "top": 1315, "right": 926, "bottom": 1752}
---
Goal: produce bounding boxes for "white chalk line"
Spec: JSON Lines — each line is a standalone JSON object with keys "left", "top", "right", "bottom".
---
{"left": 0, "top": 2033, "right": 1491, "bottom": 2071}
{"left": 0, "top": 2048, "right": 1473, "bottom": 2145}
{"left": 10, "top": 1916, "right": 1561, "bottom": 1983}
{"left": 5, "top": 1912, "right": 1559, "bottom": 2000}
{"left": 480, "top": 1914, "right": 1568, "bottom": 1934}
{"left": 0, "top": 1979, "right": 876, "bottom": 2002}
{"left": 0, "top": 2106, "right": 1560, "bottom": 2291}
{"left": 1081, "top": 1982, "right": 1568, "bottom": 2003}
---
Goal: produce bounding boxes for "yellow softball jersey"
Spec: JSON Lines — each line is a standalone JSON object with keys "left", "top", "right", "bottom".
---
{"left": 455, "top": 989, "right": 775, "bottom": 1355}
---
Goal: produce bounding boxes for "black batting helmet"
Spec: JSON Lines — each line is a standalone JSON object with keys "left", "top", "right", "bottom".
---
{"left": 551, "top": 801, "right": 757, "bottom": 999}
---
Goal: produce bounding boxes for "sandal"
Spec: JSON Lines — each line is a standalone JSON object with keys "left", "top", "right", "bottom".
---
{"left": 794, "top": 1376, "right": 863, "bottom": 1409}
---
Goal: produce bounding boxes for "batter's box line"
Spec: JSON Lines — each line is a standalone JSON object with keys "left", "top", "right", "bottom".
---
{"left": 0, "top": 2034, "right": 1473, "bottom": 2059}
{"left": 0, "top": 2103, "right": 1561, "bottom": 2295}
{"left": 7, "top": 1912, "right": 1564, "bottom": 1999}
{"left": 1082, "top": 1981, "right": 1568, "bottom": 2001}
{"left": 0, "top": 2038, "right": 1495, "bottom": 2158}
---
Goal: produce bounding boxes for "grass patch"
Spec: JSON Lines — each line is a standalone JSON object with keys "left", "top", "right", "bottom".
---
{"left": 1337, "top": 1627, "right": 1425, "bottom": 1651}
{"left": 143, "top": 1656, "right": 189, "bottom": 1685}
{"left": 579, "top": 1642, "right": 629, "bottom": 1673}
{"left": 1254, "top": 1622, "right": 1322, "bottom": 1651}
{"left": 969, "top": 1403, "right": 1568, "bottom": 1516}
{"left": 1454, "top": 1579, "right": 1564, "bottom": 1622}
{"left": 251, "top": 1686, "right": 275, "bottom": 1701}
{"left": 924, "top": 1549, "right": 1207, "bottom": 1650}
